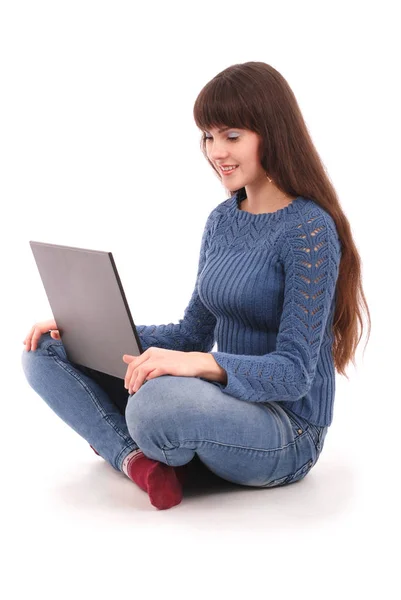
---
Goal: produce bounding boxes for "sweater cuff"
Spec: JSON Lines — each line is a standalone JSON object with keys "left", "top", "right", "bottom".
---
{"left": 209, "top": 352, "right": 239, "bottom": 396}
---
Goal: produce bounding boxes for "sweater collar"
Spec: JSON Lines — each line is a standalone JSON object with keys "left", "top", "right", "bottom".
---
{"left": 230, "top": 189, "right": 308, "bottom": 223}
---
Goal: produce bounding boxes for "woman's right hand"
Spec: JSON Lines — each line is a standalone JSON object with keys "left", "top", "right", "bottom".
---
{"left": 23, "top": 319, "right": 61, "bottom": 351}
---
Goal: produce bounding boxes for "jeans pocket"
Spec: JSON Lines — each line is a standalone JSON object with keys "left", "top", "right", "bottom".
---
{"left": 259, "top": 409, "right": 325, "bottom": 489}
{"left": 285, "top": 409, "right": 326, "bottom": 454}
{"left": 285, "top": 409, "right": 310, "bottom": 439}
{"left": 306, "top": 423, "right": 328, "bottom": 454}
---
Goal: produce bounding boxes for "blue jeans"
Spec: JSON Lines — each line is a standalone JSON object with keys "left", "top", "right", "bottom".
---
{"left": 21, "top": 332, "right": 328, "bottom": 487}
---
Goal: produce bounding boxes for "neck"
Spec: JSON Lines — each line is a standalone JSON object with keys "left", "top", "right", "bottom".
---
{"left": 241, "top": 181, "right": 296, "bottom": 214}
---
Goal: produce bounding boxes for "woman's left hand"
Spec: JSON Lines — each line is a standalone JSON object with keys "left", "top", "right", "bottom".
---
{"left": 122, "top": 347, "right": 202, "bottom": 395}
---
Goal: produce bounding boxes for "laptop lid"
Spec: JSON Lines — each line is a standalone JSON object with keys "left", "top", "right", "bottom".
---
{"left": 29, "top": 241, "right": 143, "bottom": 380}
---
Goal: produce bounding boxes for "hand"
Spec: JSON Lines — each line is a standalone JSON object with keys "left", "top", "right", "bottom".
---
{"left": 23, "top": 319, "right": 60, "bottom": 351}
{"left": 122, "top": 347, "right": 201, "bottom": 395}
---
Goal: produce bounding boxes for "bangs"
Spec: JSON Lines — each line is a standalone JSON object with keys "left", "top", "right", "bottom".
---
{"left": 193, "top": 75, "right": 257, "bottom": 134}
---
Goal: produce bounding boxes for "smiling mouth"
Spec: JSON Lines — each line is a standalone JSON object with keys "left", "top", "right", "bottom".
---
{"left": 219, "top": 165, "right": 239, "bottom": 174}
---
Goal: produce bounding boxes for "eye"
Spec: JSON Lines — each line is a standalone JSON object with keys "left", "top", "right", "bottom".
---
{"left": 203, "top": 134, "right": 239, "bottom": 142}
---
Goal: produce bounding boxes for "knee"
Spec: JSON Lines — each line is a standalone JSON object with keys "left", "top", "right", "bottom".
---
{"left": 21, "top": 332, "right": 62, "bottom": 378}
{"left": 124, "top": 376, "right": 176, "bottom": 441}
{"left": 22, "top": 332, "right": 53, "bottom": 356}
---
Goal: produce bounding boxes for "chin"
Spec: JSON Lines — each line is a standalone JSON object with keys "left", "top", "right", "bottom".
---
{"left": 223, "top": 179, "right": 243, "bottom": 190}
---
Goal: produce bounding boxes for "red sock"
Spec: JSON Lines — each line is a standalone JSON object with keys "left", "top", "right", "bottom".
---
{"left": 90, "top": 445, "right": 100, "bottom": 456}
{"left": 126, "top": 451, "right": 184, "bottom": 510}
{"left": 92, "top": 444, "right": 187, "bottom": 504}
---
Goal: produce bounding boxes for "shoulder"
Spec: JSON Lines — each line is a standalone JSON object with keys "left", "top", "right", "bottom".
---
{"left": 277, "top": 197, "right": 342, "bottom": 266}
{"left": 203, "top": 196, "right": 233, "bottom": 232}
{"left": 213, "top": 195, "right": 234, "bottom": 218}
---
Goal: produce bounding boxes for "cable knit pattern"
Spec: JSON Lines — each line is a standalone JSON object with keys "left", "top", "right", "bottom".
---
{"left": 135, "top": 189, "right": 342, "bottom": 426}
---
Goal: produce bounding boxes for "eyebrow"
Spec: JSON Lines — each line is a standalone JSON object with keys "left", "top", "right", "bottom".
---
{"left": 205, "top": 126, "right": 238, "bottom": 134}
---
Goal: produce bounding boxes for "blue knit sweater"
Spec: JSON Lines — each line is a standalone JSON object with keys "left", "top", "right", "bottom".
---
{"left": 135, "top": 189, "right": 342, "bottom": 427}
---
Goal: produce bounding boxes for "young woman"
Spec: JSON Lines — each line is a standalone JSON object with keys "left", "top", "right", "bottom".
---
{"left": 21, "top": 61, "right": 371, "bottom": 510}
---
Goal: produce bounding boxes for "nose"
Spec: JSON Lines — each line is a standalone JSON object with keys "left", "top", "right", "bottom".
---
{"left": 207, "top": 140, "right": 231, "bottom": 163}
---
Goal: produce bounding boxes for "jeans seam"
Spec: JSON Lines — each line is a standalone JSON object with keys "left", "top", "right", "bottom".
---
{"left": 305, "top": 424, "right": 325, "bottom": 452}
{"left": 161, "top": 448, "right": 171, "bottom": 465}
{"left": 51, "top": 354, "right": 134, "bottom": 446}
{"left": 161, "top": 437, "right": 301, "bottom": 454}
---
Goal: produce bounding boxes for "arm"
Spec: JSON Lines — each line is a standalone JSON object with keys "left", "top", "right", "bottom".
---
{"left": 205, "top": 212, "right": 342, "bottom": 402}
{"left": 193, "top": 352, "right": 228, "bottom": 383}
{"left": 135, "top": 211, "right": 217, "bottom": 353}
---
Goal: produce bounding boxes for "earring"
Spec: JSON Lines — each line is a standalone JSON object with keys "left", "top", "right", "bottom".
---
{"left": 265, "top": 172, "right": 272, "bottom": 183}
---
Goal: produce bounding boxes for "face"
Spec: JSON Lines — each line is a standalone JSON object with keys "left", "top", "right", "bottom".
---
{"left": 204, "top": 126, "right": 265, "bottom": 188}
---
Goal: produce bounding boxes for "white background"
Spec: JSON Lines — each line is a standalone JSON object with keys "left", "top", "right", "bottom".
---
{"left": 1, "top": 1, "right": 399, "bottom": 598}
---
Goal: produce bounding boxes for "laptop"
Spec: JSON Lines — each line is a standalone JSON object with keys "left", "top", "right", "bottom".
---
{"left": 29, "top": 241, "right": 144, "bottom": 380}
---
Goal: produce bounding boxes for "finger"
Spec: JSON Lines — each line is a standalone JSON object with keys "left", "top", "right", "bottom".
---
{"left": 130, "top": 366, "right": 153, "bottom": 394}
{"left": 129, "top": 378, "right": 139, "bottom": 395}
{"left": 130, "top": 371, "right": 155, "bottom": 393}
{"left": 24, "top": 328, "right": 35, "bottom": 351}
{"left": 124, "top": 365, "right": 135, "bottom": 390}
{"left": 128, "top": 372, "right": 137, "bottom": 394}
{"left": 31, "top": 331, "right": 41, "bottom": 351}
{"left": 129, "top": 370, "right": 142, "bottom": 394}
{"left": 32, "top": 327, "right": 47, "bottom": 351}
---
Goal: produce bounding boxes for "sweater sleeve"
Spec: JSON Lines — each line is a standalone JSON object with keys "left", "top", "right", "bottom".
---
{"left": 135, "top": 211, "right": 217, "bottom": 353}
{"left": 209, "top": 211, "right": 342, "bottom": 402}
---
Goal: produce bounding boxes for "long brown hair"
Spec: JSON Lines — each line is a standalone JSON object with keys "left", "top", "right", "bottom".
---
{"left": 193, "top": 61, "right": 371, "bottom": 379}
